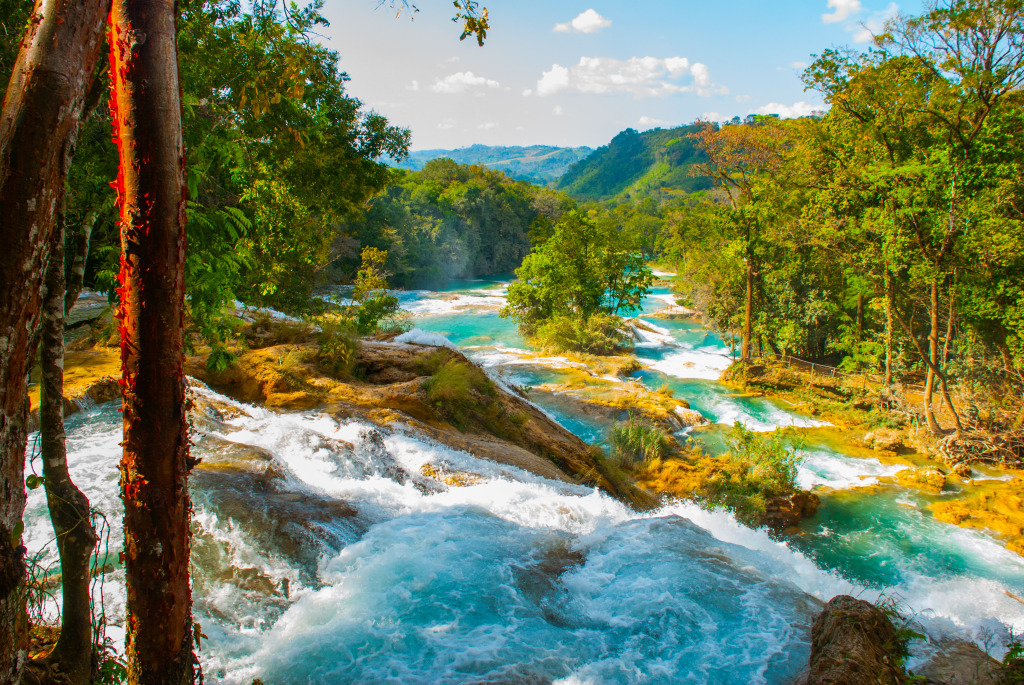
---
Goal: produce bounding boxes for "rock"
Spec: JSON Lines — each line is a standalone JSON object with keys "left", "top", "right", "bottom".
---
{"left": 763, "top": 491, "right": 821, "bottom": 531}
{"left": 863, "top": 428, "right": 905, "bottom": 452}
{"left": 913, "top": 640, "right": 1001, "bottom": 684}
{"left": 895, "top": 468, "right": 946, "bottom": 494}
{"left": 952, "top": 461, "right": 973, "bottom": 479}
{"left": 673, "top": 405, "right": 710, "bottom": 427}
{"left": 807, "top": 595, "right": 907, "bottom": 685}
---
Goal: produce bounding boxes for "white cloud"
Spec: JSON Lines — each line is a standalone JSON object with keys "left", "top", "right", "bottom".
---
{"left": 554, "top": 9, "right": 611, "bottom": 34}
{"left": 536, "top": 64, "right": 571, "bottom": 96}
{"left": 822, "top": 0, "right": 861, "bottom": 23}
{"left": 791, "top": 61, "right": 808, "bottom": 69}
{"left": 690, "top": 62, "right": 710, "bottom": 87}
{"left": 432, "top": 71, "right": 500, "bottom": 94}
{"left": 700, "top": 111, "right": 722, "bottom": 122}
{"left": 853, "top": 3, "right": 898, "bottom": 42}
{"left": 553, "top": 105, "right": 564, "bottom": 115}
{"left": 406, "top": 80, "right": 420, "bottom": 92}
{"left": 749, "top": 101, "right": 827, "bottom": 119}
{"left": 478, "top": 122, "right": 498, "bottom": 130}
{"left": 637, "top": 116, "right": 670, "bottom": 129}
{"left": 437, "top": 122, "right": 455, "bottom": 129}
{"left": 529, "top": 56, "right": 727, "bottom": 98}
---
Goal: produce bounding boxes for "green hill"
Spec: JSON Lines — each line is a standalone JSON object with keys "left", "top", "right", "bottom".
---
{"left": 555, "top": 125, "right": 712, "bottom": 201}
{"left": 391, "top": 144, "right": 593, "bottom": 185}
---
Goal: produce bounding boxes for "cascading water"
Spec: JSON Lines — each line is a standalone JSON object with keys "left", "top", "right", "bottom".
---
{"left": 23, "top": 278, "right": 1024, "bottom": 683}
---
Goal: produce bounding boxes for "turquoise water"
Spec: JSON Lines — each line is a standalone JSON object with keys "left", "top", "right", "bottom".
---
{"left": 21, "top": 279, "right": 1024, "bottom": 683}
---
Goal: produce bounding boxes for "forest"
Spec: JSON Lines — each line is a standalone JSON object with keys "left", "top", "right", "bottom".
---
{"left": 1, "top": 0, "right": 1023, "bottom": 682}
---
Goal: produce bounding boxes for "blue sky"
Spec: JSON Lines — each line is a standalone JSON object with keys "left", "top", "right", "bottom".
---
{"left": 321, "top": 0, "right": 915, "bottom": 150}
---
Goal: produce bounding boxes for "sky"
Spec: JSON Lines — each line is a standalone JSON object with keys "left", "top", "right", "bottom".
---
{"left": 319, "top": 0, "right": 918, "bottom": 151}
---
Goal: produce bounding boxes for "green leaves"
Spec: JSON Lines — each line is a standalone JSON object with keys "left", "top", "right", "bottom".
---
{"left": 501, "top": 210, "right": 653, "bottom": 351}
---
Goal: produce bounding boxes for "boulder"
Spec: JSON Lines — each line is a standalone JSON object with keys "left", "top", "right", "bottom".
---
{"left": 806, "top": 595, "right": 907, "bottom": 685}
{"left": 913, "top": 640, "right": 1001, "bottom": 684}
{"left": 674, "top": 405, "right": 710, "bottom": 427}
{"left": 895, "top": 468, "right": 946, "bottom": 495}
{"left": 863, "top": 428, "right": 905, "bottom": 452}
{"left": 763, "top": 491, "right": 821, "bottom": 531}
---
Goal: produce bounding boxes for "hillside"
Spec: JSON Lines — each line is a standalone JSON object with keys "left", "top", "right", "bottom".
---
{"left": 391, "top": 144, "right": 593, "bottom": 185}
{"left": 555, "top": 125, "right": 713, "bottom": 201}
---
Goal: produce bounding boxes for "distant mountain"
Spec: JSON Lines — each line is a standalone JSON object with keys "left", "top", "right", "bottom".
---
{"left": 555, "top": 125, "right": 713, "bottom": 201}
{"left": 390, "top": 144, "right": 593, "bottom": 185}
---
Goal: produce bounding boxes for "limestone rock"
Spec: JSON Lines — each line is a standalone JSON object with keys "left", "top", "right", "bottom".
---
{"left": 895, "top": 468, "right": 946, "bottom": 494}
{"left": 807, "top": 595, "right": 907, "bottom": 685}
{"left": 913, "top": 640, "right": 1001, "bottom": 684}
{"left": 673, "top": 405, "right": 710, "bottom": 427}
{"left": 763, "top": 491, "right": 820, "bottom": 531}
{"left": 863, "top": 428, "right": 905, "bottom": 452}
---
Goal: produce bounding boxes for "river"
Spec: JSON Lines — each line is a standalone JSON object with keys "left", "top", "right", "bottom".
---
{"left": 21, "top": 278, "right": 1024, "bottom": 683}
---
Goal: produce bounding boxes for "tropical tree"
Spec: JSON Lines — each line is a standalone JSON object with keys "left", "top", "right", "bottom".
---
{"left": 0, "top": 0, "right": 109, "bottom": 678}
{"left": 502, "top": 210, "right": 653, "bottom": 353}
{"left": 689, "top": 117, "right": 798, "bottom": 360}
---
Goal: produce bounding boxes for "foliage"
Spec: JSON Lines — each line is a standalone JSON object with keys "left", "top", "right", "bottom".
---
{"left": 556, "top": 125, "right": 713, "bottom": 201}
{"left": 422, "top": 351, "right": 497, "bottom": 427}
{"left": 533, "top": 314, "right": 632, "bottom": 356}
{"left": 336, "top": 158, "right": 573, "bottom": 288}
{"left": 94, "top": 636, "right": 129, "bottom": 685}
{"left": 1003, "top": 634, "right": 1024, "bottom": 684}
{"left": 348, "top": 246, "right": 408, "bottom": 335}
{"left": 874, "top": 593, "right": 925, "bottom": 674}
{"left": 701, "top": 424, "right": 804, "bottom": 519}
{"left": 79, "top": 0, "right": 411, "bottom": 328}
{"left": 610, "top": 414, "right": 670, "bottom": 469}
{"left": 314, "top": 317, "right": 360, "bottom": 378}
{"left": 501, "top": 210, "right": 653, "bottom": 352}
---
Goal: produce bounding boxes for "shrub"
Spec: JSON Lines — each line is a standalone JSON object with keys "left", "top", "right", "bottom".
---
{"left": 533, "top": 313, "right": 633, "bottom": 356}
{"left": 610, "top": 414, "right": 670, "bottom": 469}
{"left": 700, "top": 424, "right": 805, "bottom": 521}
{"left": 423, "top": 356, "right": 496, "bottom": 426}
{"left": 315, "top": 317, "right": 360, "bottom": 377}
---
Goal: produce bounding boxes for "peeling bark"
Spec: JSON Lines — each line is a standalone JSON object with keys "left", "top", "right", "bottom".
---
{"left": 108, "top": 0, "right": 195, "bottom": 681}
{"left": 40, "top": 219, "right": 99, "bottom": 685}
{"left": 0, "top": 0, "right": 110, "bottom": 678}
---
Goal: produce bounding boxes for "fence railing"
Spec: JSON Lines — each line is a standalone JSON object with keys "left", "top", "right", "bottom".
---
{"left": 745, "top": 350, "right": 928, "bottom": 393}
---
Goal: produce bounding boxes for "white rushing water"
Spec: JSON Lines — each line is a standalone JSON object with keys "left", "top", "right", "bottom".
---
{"left": 23, "top": 378, "right": 1024, "bottom": 683}
{"left": 22, "top": 279, "right": 1024, "bottom": 683}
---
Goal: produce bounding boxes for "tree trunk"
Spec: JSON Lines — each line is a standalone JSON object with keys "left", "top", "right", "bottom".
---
{"left": 856, "top": 292, "right": 864, "bottom": 341}
{"left": 65, "top": 209, "right": 98, "bottom": 315}
{"left": 40, "top": 216, "right": 99, "bottom": 685}
{"left": 0, "top": 0, "right": 109, "bottom": 678}
{"left": 884, "top": 270, "right": 894, "bottom": 385}
{"left": 924, "top": 278, "right": 943, "bottom": 434}
{"left": 108, "top": 0, "right": 195, "bottom": 681}
{"left": 742, "top": 250, "right": 753, "bottom": 361}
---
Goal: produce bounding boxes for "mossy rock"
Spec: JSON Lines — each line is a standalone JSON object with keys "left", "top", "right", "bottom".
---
{"left": 894, "top": 468, "right": 946, "bottom": 494}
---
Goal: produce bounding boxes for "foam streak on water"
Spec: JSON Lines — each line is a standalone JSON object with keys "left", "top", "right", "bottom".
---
{"left": 23, "top": 380, "right": 1024, "bottom": 684}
